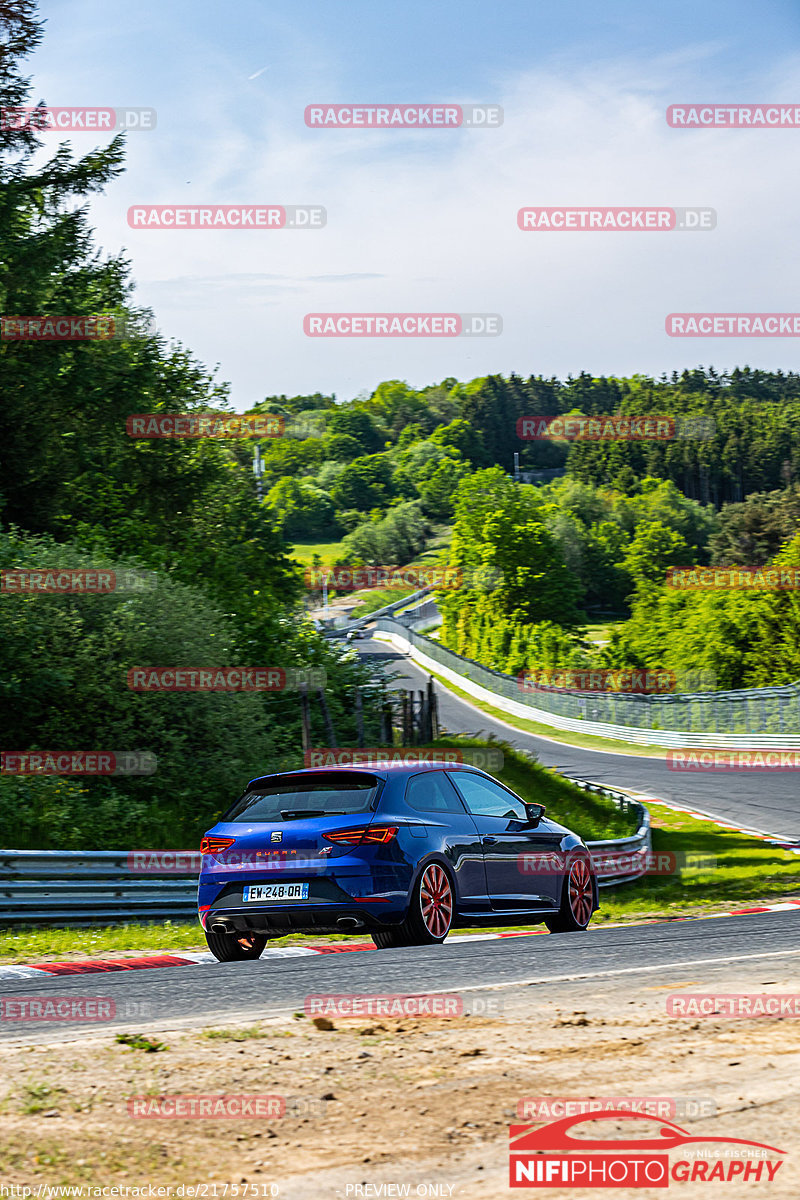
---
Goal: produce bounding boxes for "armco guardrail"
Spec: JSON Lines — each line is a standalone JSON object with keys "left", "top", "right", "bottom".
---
{"left": 575, "top": 780, "right": 652, "bottom": 888}
{"left": 342, "top": 585, "right": 432, "bottom": 631}
{"left": 0, "top": 788, "right": 649, "bottom": 923}
{"left": 396, "top": 596, "right": 442, "bottom": 632}
{"left": 0, "top": 850, "right": 199, "bottom": 924}
{"left": 375, "top": 618, "right": 800, "bottom": 746}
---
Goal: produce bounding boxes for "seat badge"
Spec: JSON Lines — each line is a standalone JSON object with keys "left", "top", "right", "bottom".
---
{"left": 270, "top": 831, "right": 282, "bottom": 843}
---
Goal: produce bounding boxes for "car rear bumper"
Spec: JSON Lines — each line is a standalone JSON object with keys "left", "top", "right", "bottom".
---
{"left": 198, "top": 870, "right": 409, "bottom": 934}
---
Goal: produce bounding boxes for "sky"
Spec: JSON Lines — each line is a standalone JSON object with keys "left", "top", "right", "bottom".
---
{"left": 25, "top": 0, "right": 800, "bottom": 406}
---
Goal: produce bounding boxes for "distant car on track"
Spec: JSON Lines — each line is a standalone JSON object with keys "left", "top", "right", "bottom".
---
{"left": 198, "top": 764, "right": 599, "bottom": 961}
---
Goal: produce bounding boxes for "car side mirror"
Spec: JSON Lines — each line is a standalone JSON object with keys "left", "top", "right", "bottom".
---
{"left": 525, "top": 802, "right": 546, "bottom": 827}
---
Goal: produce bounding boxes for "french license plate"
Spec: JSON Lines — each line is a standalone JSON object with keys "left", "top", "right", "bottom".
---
{"left": 243, "top": 882, "right": 309, "bottom": 903}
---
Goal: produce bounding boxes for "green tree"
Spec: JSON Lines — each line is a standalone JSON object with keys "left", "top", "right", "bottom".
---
{"left": 622, "top": 522, "right": 693, "bottom": 588}
{"left": 330, "top": 455, "right": 395, "bottom": 512}
{"left": 321, "top": 432, "right": 364, "bottom": 462}
{"left": 418, "top": 457, "right": 470, "bottom": 518}
{"left": 362, "top": 380, "right": 428, "bottom": 438}
{"left": 265, "top": 478, "right": 338, "bottom": 539}
{"left": 430, "top": 418, "right": 485, "bottom": 462}
{"left": 710, "top": 486, "right": 800, "bottom": 566}
{"left": 325, "top": 406, "right": 383, "bottom": 452}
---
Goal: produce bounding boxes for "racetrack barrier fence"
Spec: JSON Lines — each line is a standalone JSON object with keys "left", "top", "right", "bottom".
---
{"left": 374, "top": 618, "right": 800, "bottom": 746}
{"left": 0, "top": 782, "right": 648, "bottom": 923}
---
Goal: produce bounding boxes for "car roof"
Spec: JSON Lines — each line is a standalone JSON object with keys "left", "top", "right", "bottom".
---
{"left": 247, "top": 762, "right": 493, "bottom": 787}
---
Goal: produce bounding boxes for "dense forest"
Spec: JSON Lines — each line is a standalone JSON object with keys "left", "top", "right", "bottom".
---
{"left": 255, "top": 369, "right": 800, "bottom": 548}
{"left": 252, "top": 376, "right": 800, "bottom": 692}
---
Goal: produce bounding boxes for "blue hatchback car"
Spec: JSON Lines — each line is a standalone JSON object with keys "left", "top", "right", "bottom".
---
{"left": 198, "top": 764, "right": 599, "bottom": 961}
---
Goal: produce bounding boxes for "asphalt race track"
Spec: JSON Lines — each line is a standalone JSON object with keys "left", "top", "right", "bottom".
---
{"left": 359, "top": 636, "right": 800, "bottom": 841}
{"left": 3, "top": 634, "right": 799, "bottom": 1051}
{"left": 2, "top": 911, "right": 800, "bottom": 1044}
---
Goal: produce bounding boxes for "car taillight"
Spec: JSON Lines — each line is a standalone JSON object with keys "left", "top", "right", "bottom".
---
{"left": 200, "top": 836, "right": 236, "bottom": 854}
{"left": 322, "top": 826, "right": 398, "bottom": 846}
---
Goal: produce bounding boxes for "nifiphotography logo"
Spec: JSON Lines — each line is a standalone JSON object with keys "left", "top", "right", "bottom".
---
{"left": 508, "top": 1111, "right": 785, "bottom": 1187}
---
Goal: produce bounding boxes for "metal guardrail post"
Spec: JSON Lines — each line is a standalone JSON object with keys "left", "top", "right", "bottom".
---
{"left": 571, "top": 780, "right": 653, "bottom": 888}
{"left": 0, "top": 849, "right": 200, "bottom": 925}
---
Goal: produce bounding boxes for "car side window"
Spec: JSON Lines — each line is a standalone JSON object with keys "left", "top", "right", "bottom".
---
{"left": 405, "top": 770, "right": 467, "bottom": 814}
{"left": 448, "top": 773, "right": 527, "bottom": 821}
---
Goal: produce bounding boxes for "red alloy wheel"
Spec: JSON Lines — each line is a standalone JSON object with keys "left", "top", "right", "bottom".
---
{"left": 568, "top": 857, "right": 594, "bottom": 927}
{"left": 419, "top": 863, "right": 453, "bottom": 939}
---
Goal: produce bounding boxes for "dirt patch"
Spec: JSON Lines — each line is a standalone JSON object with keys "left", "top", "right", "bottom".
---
{"left": 1, "top": 997, "right": 799, "bottom": 1197}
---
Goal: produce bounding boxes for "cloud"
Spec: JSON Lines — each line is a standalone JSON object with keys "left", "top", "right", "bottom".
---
{"left": 84, "top": 44, "right": 800, "bottom": 401}
{"left": 305, "top": 273, "right": 385, "bottom": 282}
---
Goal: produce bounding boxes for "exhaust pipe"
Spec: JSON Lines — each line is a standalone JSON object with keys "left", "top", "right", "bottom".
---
{"left": 336, "top": 916, "right": 363, "bottom": 930}
{"left": 210, "top": 922, "right": 230, "bottom": 934}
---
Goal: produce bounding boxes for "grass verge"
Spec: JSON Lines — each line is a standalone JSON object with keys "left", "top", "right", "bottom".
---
{"left": 0, "top": 922, "right": 355, "bottom": 964}
{"left": 595, "top": 798, "right": 800, "bottom": 921}
{"left": 286, "top": 539, "right": 345, "bottom": 567}
{"left": 348, "top": 586, "right": 419, "bottom": 615}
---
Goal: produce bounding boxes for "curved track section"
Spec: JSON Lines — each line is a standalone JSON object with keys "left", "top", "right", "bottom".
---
{"left": 360, "top": 636, "right": 800, "bottom": 841}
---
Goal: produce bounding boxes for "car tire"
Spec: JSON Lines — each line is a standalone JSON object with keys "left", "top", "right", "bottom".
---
{"left": 370, "top": 861, "right": 454, "bottom": 948}
{"left": 370, "top": 928, "right": 413, "bottom": 949}
{"left": 544, "top": 854, "right": 595, "bottom": 933}
{"left": 204, "top": 929, "right": 268, "bottom": 962}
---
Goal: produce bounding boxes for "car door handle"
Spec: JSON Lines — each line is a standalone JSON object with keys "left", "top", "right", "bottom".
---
{"left": 482, "top": 836, "right": 498, "bottom": 845}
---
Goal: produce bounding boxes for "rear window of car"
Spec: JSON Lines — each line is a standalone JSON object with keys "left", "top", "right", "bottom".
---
{"left": 222, "top": 772, "right": 380, "bottom": 823}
